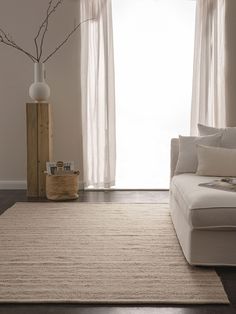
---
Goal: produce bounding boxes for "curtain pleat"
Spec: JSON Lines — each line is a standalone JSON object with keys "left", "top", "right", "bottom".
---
{"left": 79, "top": 0, "right": 116, "bottom": 188}
{"left": 190, "top": 0, "right": 226, "bottom": 135}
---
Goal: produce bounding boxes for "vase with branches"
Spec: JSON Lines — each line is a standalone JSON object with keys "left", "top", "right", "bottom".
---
{"left": 0, "top": 0, "right": 94, "bottom": 102}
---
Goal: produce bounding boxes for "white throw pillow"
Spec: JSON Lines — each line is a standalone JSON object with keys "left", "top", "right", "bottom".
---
{"left": 198, "top": 124, "right": 236, "bottom": 148}
{"left": 196, "top": 144, "right": 236, "bottom": 177}
{"left": 175, "top": 133, "right": 222, "bottom": 175}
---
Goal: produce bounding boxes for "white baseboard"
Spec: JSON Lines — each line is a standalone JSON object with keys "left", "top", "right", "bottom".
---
{"left": 0, "top": 180, "right": 27, "bottom": 190}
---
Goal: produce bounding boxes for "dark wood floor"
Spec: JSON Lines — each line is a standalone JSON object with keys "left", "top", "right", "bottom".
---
{"left": 0, "top": 189, "right": 236, "bottom": 314}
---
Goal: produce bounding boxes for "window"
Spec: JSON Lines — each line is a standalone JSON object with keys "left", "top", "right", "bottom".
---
{"left": 112, "top": 0, "right": 196, "bottom": 188}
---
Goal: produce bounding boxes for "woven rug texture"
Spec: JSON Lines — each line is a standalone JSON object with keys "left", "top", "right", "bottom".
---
{"left": 0, "top": 202, "right": 229, "bottom": 304}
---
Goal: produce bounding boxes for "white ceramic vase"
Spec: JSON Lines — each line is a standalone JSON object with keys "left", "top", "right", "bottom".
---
{"left": 29, "top": 62, "right": 50, "bottom": 102}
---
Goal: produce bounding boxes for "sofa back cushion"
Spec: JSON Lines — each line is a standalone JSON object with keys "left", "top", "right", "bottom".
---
{"left": 170, "top": 138, "right": 179, "bottom": 178}
{"left": 175, "top": 133, "right": 222, "bottom": 175}
{"left": 198, "top": 124, "right": 236, "bottom": 148}
{"left": 196, "top": 144, "right": 236, "bottom": 177}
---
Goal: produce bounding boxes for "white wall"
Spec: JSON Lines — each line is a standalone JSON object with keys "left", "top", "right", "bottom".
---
{"left": 0, "top": 0, "right": 83, "bottom": 189}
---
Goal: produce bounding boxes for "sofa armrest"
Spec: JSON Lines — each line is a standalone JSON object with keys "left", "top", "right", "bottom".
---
{"left": 170, "top": 138, "right": 179, "bottom": 179}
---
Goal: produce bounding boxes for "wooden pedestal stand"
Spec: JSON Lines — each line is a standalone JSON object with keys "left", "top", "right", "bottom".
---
{"left": 26, "top": 103, "right": 53, "bottom": 197}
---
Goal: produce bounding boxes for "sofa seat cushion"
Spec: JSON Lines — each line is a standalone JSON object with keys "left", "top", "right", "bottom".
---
{"left": 171, "top": 174, "right": 236, "bottom": 229}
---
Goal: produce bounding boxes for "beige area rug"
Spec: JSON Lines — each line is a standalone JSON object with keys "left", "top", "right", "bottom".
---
{"left": 0, "top": 202, "right": 229, "bottom": 304}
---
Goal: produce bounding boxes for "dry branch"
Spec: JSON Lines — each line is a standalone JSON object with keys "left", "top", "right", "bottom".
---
{"left": 0, "top": 28, "right": 37, "bottom": 62}
{"left": 43, "top": 18, "right": 96, "bottom": 63}
{"left": 0, "top": 0, "right": 95, "bottom": 63}
{"left": 34, "top": 0, "right": 53, "bottom": 59}
{"left": 34, "top": 0, "right": 63, "bottom": 61}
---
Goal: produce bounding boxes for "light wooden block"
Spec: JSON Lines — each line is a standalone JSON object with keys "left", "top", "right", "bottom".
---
{"left": 26, "top": 103, "right": 53, "bottom": 197}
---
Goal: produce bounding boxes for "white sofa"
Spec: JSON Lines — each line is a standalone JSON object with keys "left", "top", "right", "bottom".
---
{"left": 170, "top": 138, "right": 236, "bottom": 266}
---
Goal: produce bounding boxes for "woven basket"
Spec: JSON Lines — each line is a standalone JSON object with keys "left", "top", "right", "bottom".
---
{"left": 46, "top": 174, "right": 79, "bottom": 201}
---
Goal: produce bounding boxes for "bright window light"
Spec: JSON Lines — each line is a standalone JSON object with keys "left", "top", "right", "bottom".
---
{"left": 112, "top": 0, "right": 196, "bottom": 189}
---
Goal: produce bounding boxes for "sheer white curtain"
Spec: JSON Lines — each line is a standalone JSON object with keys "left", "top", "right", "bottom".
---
{"left": 80, "top": 0, "right": 116, "bottom": 188}
{"left": 190, "top": 0, "right": 226, "bottom": 135}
